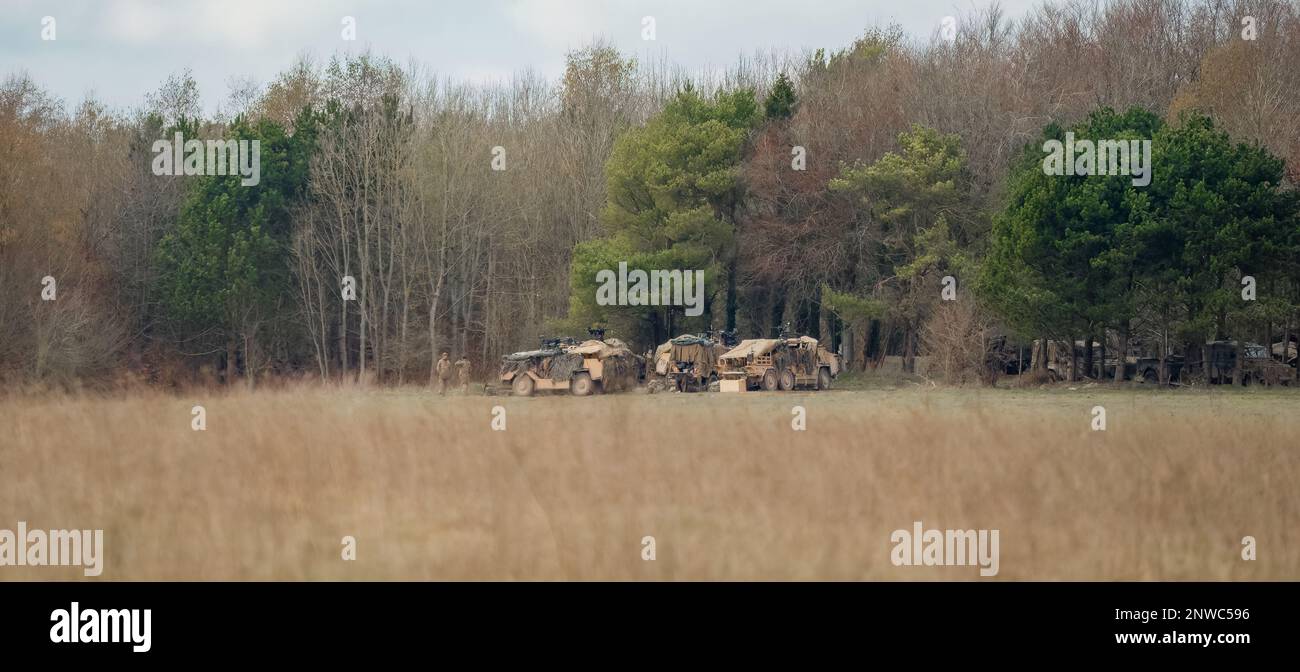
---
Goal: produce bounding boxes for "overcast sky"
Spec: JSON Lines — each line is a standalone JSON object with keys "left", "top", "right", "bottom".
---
{"left": 4, "top": 0, "right": 1043, "bottom": 114}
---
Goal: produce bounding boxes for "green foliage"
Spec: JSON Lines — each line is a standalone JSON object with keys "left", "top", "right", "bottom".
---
{"left": 827, "top": 124, "right": 970, "bottom": 326}
{"left": 821, "top": 284, "right": 885, "bottom": 328}
{"left": 763, "top": 73, "right": 797, "bottom": 120}
{"left": 567, "top": 87, "right": 760, "bottom": 343}
{"left": 981, "top": 108, "right": 1163, "bottom": 339}
{"left": 981, "top": 106, "right": 1299, "bottom": 346}
{"left": 154, "top": 111, "right": 319, "bottom": 346}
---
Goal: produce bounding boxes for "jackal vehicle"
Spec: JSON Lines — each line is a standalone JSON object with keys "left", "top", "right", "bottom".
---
{"left": 499, "top": 333, "right": 639, "bottom": 396}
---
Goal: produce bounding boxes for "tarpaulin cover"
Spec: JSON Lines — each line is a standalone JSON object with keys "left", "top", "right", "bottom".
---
{"left": 719, "top": 339, "right": 780, "bottom": 361}
{"left": 654, "top": 342, "right": 673, "bottom": 376}
{"left": 669, "top": 341, "right": 718, "bottom": 377}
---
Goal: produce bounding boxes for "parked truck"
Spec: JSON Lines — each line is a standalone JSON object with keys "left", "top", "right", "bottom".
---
{"left": 658, "top": 331, "right": 734, "bottom": 393}
{"left": 717, "top": 334, "right": 838, "bottom": 392}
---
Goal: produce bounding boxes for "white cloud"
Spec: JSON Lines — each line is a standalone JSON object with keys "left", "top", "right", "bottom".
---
{"left": 5, "top": 0, "right": 1045, "bottom": 115}
{"left": 101, "top": 0, "right": 334, "bottom": 49}
{"left": 505, "top": 0, "right": 617, "bottom": 51}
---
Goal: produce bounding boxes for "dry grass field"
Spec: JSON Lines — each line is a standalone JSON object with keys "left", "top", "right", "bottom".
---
{"left": 2, "top": 382, "right": 1297, "bottom": 580}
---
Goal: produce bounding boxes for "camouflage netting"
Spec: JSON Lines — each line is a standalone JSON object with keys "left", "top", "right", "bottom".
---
{"left": 499, "top": 347, "right": 568, "bottom": 380}
{"left": 500, "top": 358, "right": 529, "bottom": 378}
{"left": 501, "top": 339, "right": 639, "bottom": 387}
{"left": 499, "top": 348, "right": 551, "bottom": 374}
{"left": 784, "top": 345, "right": 816, "bottom": 375}
{"left": 583, "top": 339, "right": 638, "bottom": 389}
{"left": 670, "top": 335, "right": 712, "bottom": 347}
{"left": 771, "top": 348, "right": 790, "bottom": 372}
{"left": 600, "top": 351, "right": 638, "bottom": 389}
{"left": 546, "top": 352, "right": 585, "bottom": 382}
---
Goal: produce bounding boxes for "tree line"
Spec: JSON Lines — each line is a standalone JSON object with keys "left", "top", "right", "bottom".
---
{"left": 1, "top": 0, "right": 1298, "bottom": 389}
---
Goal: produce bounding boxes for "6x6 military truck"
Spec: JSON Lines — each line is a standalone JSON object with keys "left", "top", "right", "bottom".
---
{"left": 500, "top": 335, "right": 639, "bottom": 396}
{"left": 717, "top": 334, "right": 838, "bottom": 392}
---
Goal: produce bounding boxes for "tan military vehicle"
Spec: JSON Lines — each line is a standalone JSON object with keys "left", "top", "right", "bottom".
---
{"left": 500, "top": 335, "right": 639, "bottom": 396}
{"left": 1204, "top": 341, "right": 1295, "bottom": 386}
{"left": 717, "top": 334, "right": 837, "bottom": 392}
{"left": 661, "top": 333, "right": 731, "bottom": 392}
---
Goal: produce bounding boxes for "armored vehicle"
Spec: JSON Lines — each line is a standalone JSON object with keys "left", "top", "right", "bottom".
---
{"left": 499, "top": 335, "right": 639, "bottom": 396}
{"left": 717, "top": 334, "right": 837, "bottom": 392}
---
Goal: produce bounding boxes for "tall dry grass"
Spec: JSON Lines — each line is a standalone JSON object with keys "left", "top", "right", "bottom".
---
{"left": 1, "top": 385, "right": 1297, "bottom": 580}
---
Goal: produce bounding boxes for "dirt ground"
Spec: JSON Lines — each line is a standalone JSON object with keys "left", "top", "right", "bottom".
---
{"left": 2, "top": 382, "right": 1297, "bottom": 580}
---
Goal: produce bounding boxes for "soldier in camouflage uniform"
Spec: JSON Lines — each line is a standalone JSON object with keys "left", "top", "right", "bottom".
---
{"left": 435, "top": 352, "right": 452, "bottom": 395}
{"left": 455, "top": 356, "right": 472, "bottom": 393}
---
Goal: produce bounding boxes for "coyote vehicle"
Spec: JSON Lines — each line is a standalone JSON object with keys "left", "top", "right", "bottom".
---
{"left": 499, "top": 335, "right": 639, "bottom": 396}
{"left": 717, "top": 335, "right": 837, "bottom": 392}
{"left": 660, "top": 332, "right": 733, "bottom": 392}
{"left": 1203, "top": 341, "right": 1294, "bottom": 386}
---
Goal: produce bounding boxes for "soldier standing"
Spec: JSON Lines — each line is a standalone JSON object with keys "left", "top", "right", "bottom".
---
{"left": 455, "top": 356, "right": 471, "bottom": 393}
{"left": 436, "top": 352, "right": 452, "bottom": 395}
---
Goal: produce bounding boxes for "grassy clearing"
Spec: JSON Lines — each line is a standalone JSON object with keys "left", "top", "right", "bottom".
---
{"left": 2, "top": 383, "right": 1296, "bottom": 580}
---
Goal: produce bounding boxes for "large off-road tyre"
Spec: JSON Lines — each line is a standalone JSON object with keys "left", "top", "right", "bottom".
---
{"left": 761, "top": 368, "right": 779, "bottom": 391}
{"left": 512, "top": 374, "right": 535, "bottom": 397}
{"left": 817, "top": 367, "right": 832, "bottom": 390}
{"left": 1142, "top": 369, "right": 1158, "bottom": 384}
{"left": 778, "top": 369, "right": 796, "bottom": 391}
{"left": 571, "top": 372, "right": 595, "bottom": 396}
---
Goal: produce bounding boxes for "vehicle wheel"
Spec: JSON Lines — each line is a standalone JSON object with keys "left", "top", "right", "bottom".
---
{"left": 778, "top": 369, "right": 796, "bottom": 391}
{"left": 571, "top": 372, "right": 595, "bottom": 396}
{"left": 761, "top": 369, "right": 779, "bottom": 391}
{"left": 1143, "top": 369, "right": 1158, "bottom": 384}
{"left": 512, "top": 374, "right": 534, "bottom": 397}
{"left": 817, "top": 367, "right": 832, "bottom": 390}
{"left": 1047, "top": 369, "right": 1060, "bottom": 383}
